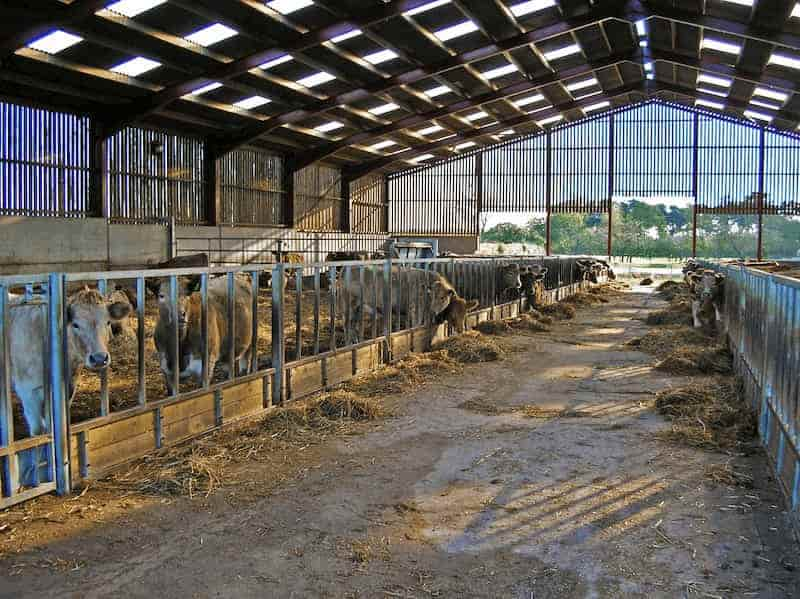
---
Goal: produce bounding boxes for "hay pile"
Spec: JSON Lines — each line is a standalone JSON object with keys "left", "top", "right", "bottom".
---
{"left": 656, "top": 280, "right": 689, "bottom": 302}
{"left": 510, "top": 314, "right": 551, "bottom": 333}
{"left": 345, "top": 351, "right": 459, "bottom": 397}
{"left": 540, "top": 302, "right": 577, "bottom": 320}
{"left": 626, "top": 326, "right": 708, "bottom": 359}
{"left": 475, "top": 319, "right": 513, "bottom": 335}
{"left": 655, "top": 345, "right": 733, "bottom": 376}
{"left": 645, "top": 300, "right": 693, "bottom": 326}
{"left": 433, "top": 331, "right": 506, "bottom": 363}
{"left": 640, "top": 277, "right": 654, "bottom": 286}
{"left": 564, "top": 292, "right": 607, "bottom": 307}
{"left": 655, "top": 379, "right": 757, "bottom": 451}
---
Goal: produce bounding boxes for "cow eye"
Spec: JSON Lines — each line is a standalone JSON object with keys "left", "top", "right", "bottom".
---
{"left": 72, "top": 322, "right": 80, "bottom": 330}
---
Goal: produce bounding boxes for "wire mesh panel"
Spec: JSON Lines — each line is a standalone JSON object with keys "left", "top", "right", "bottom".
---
{"left": 697, "top": 115, "right": 760, "bottom": 214}
{"left": 764, "top": 131, "right": 800, "bottom": 215}
{"left": 551, "top": 116, "right": 610, "bottom": 213}
{"left": 106, "top": 127, "right": 206, "bottom": 225}
{"left": 388, "top": 154, "right": 478, "bottom": 235}
{"left": 294, "top": 164, "right": 343, "bottom": 231}
{"left": 482, "top": 134, "right": 548, "bottom": 212}
{"left": 350, "top": 174, "right": 387, "bottom": 234}
{"left": 613, "top": 103, "right": 693, "bottom": 198}
{"left": 0, "top": 101, "right": 90, "bottom": 217}
{"left": 220, "top": 148, "right": 283, "bottom": 226}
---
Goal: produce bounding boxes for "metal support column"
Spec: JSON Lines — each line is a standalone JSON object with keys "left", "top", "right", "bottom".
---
{"left": 607, "top": 114, "right": 615, "bottom": 258}
{"left": 691, "top": 113, "right": 699, "bottom": 258}
{"left": 757, "top": 127, "right": 766, "bottom": 261}
{"left": 202, "top": 143, "right": 221, "bottom": 226}
{"left": 88, "top": 119, "right": 107, "bottom": 219}
{"left": 545, "top": 131, "right": 552, "bottom": 256}
{"left": 340, "top": 176, "right": 351, "bottom": 233}
{"left": 282, "top": 156, "right": 295, "bottom": 228}
{"left": 48, "top": 274, "right": 70, "bottom": 495}
{"left": 475, "top": 151, "right": 484, "bottom": 237}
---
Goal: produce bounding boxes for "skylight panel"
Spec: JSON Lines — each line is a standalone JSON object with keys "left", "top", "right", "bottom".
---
{"left": 260, "top": 54, "right": 293, "bottom": 70}
{"left": 296, "top": 71, "right": 335, "bottom": 88}
{"left": 369, "top": 103, "right": 400, "bottom": 116}
{"left": 417, "top": 125, "right": 444, "bottom": 135}
{"left": 464, "top": 111, "right": 489, "bottom": 122}
{"left": 185, "top": 23, "right": 238, "bottom": 47}
{"left": 635, "top": 20, "right": 646, "bottom": 36}
{"left": 565, "top": 78, "right": 598, "bottom": 92}
{"left": 363, "top": 49, "right": 398, "bottom": 65}
{"left": 405, "top": 1, "right": 451, "bottom": 17}
{"left": 750, "top": 99, "right": 781, "bottom": 111}
{"left": 434, "top": 21, "right": 479, "bottom": 42}
{"left": 234, "top": 96, "right": 271, "bottom": 110}
{"left": 454, "top": 141, "right": 477, "bottom": 151}
{"left": 28, "top": 30, "right": 83, "bottom": 54}
{"left": 697, "top": 73, "right": 732, "bottom": 87}
{"left": 753, "top": 87, "right": 789, "bottom": 103}
{"left": 186, "top": 81, "right": 223, "bottom": 96}
{"left": 105, "top": 0, "right": 167, "bottom": 18}
{"left": 574, "top": 90, "right": 601, "bottom": 101}
{"left": 720, "top": 0, "right": 753, "bottom": 6}
{"left": 769, "top": 52, "right": 800, "bottom": 70}
{"left": 696, "top": 99, "right": 725, "bottom": 110}
{"left": 499, "top": 129, "right": 515, "bottom": 136}
{"left": 537, "top": 114, "right": 563, "bottom": 126}
{"left": 482, "top": 64, "right": 518, "bottom": 80}
{"left": 111, "top": 57, "right": 161, "bottom": 77}
{"left": 267, "top": 0, "right": 314, "bottom": 15}
{"left": 543, "top": 44, "right": 581, "bottom": 61}
{"left": 744, "top": 109, "right": 773, "bottom": 122}
{"left": 513, "top": 94, "right": 544, "bottom": 107}
{"left": 424, "top": 85, "right": 452, "bottom": 98}
{"left": 701, "top": 37, "right": 741, "bottom": 55}
{"left": 584, "top": 101, "right": 610, "bottom": 113}
{"left": 331, "top": 29, "right": 361, "bottom": 43}
{"left": 697, "top": 87, "right": 728, "bottom": 98}
{"left": 410, "top": 153, "right": 436, "bottom": 164}
{"left": 370, "top": 140, "right": 397, "bottom": 150}
{"left": 510, "top": 0, "right": 557, "bottom": 17}
{"left": 315, "top": 121, "right": 344, "bottom": 133}
{"left": 793, "top": 3, "right": 800, "bottom": 18}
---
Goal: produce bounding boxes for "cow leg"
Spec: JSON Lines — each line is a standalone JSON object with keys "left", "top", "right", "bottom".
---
{"left": 691, "top": 300, "right": 701, "bottom": 328}
{"left": 14, "top": 383, "right": 46, "bottom": 488}
{"left": 238, "top": 348, "right": 251, "bottom": 375}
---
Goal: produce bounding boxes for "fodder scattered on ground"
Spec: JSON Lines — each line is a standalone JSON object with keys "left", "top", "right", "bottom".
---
{"left": 640, "top": 277, "right": 654, "bottom": 286}
{"left": 475, "top": 320, "right": 513, "bottom": 335}
{"left": 656, "top": 280, "right": 690, "bottom": 302}
{"left": 655, "top": 345, "right": 733, "bottom": 376}
{"left": 510, "top": 314, "right": 551, "bottom": 333}
{"left": 626, "top": 326, "right": 709, "bottom": 359}
{"left": 654, "top": 379, "right": 757, "bottom": 452}
{"left": 344, "top": 351, "right": 459, "bottom": 397}
{"left": 645, "top": 300, "right": 693, "bottom": 326}
{"left": 433, "top": 331, "right": 506, "bottom": 363}
{"left": 564, "top": 292, "right": 608, "bottom": 307}
{"left": 540, "top": 302, "right": 577, "bottom": 320}
{"left": 704, "top": 462, "right": 754, "bottom": 488}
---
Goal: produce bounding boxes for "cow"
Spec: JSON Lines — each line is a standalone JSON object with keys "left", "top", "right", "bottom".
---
{"left": 107, "top": 288, "right": 135, "bottom": 337}
{"left": 434, "top": 296, "right": 480, "bottom": 334}
{"left": 325, "top": 251, "right": 374, "bottom": 262}
{"left": 687, "top": 269, "right": 726, "bottom": 331}
{"left": 335, "top": 267, "right": 460, "bottom": 343}
{"left": 154, "top": 274, "right": 254, "bottom": 395}
{"left": 496, "top": 263, "right": 522, "bottom": 301}
{"left": 8, "top": 288, "right": 131, "bottom": 481}
{"left": 154, "top": 253, "right": 209, "bottom": 270}
{"left": 682, "top": 259, "right": 702, "bottom": 284}
{"left": 520, "top": 266, "right": 548, "bottom": 309}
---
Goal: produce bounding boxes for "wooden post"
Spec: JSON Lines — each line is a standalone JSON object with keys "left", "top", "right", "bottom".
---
{"left": 382, "top": 175, "right": 390, "bottom": 233}
{"left": 88, "top": 119, "right": 107, "bottom": 218}
{"left": 282, "top": 156, "right": 295, "bottom": 228}
{"left": 202, "top": 142, "right": 221, "bottom": 226}
{"left": 545, "top": 131, "right": 552, "bottom": 256}
{"left": 691, "top": 113, "right": 699, "bottom": 258}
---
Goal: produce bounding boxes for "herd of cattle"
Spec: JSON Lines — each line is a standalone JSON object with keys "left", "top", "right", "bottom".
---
{"left": 5, "top": 253, "right": 614, "bottom": 454}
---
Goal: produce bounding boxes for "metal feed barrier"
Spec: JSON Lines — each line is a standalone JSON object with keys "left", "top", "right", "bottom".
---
{"left": 711, "top": 262, "right": 800, "bottom": 521}
{"left": 0, "top": 255, "right": 596, "bottom": 508}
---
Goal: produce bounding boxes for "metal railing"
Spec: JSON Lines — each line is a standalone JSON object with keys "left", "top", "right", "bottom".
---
{"left": 0, "top": 254, "right": 595, "bottom": 507}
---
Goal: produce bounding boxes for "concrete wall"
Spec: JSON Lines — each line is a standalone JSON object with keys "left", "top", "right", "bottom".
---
{"left": 0, "top": 217, "right": 168, "bottom": 274}
{"left": 436, "top": 236, "right": 479, "bottom": 255}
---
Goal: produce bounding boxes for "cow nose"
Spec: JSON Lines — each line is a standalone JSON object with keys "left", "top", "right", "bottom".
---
{"left": 89, "top": 352, "right": 110, "bottom": 369}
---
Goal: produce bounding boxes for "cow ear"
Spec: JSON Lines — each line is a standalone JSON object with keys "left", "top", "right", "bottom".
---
{"left": 108, "top": 301, "right": 131, "bottom": 321}
{"left": 467, "top": 300, "right": 480, "bottom": 311}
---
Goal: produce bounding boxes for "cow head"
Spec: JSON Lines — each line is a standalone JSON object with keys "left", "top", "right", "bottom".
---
{"left": 67, "top": 288, "right": 131, "bottom": 372}
{"left": 520, "top": 266, "right": 548, "bottom": 306}
{"left": 682, "top": 259, "right": 700, "bottom": 275}
{"left": 429, "top": 278, "right": 457, "bottom": 315}
{"left": 689, "top": 270, "right": 725, "bottom": 304}
{"left": 499, "top": 264, "right": 522, "bottom": 293}
{"left": 443, "top": 297, "right": 480, "bottom": 333}
{"left": 576, "top": 260, "right": 598, "bottom": 283}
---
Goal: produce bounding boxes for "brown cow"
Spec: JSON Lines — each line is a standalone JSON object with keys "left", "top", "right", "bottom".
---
{"left": 154, "top": 274, "right": 253, "bottom": 395}
{"left": 687, "top": 269, "right": 726, "bottom": 331}
{"left": 434, "top": 296, "right": 480, "bottom": 333}
{"left": 520, "top": 266, "right": 548, "bottom": 309}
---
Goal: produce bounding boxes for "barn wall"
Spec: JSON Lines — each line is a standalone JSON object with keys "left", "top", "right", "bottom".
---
{"left": 0, "top": 217, "right": 168, "bottom": 274}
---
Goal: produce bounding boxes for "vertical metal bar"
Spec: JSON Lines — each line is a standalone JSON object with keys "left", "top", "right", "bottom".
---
{"left": 48, "top": 274, "right": 70, "bottom": 495}
{"left": 384, "top": 249, "right": 393, "bottom": 358}
{"left": 344, "top": 265, "right": 352, "bottom": 346}
{"left": 372, "top": 264, "right": 378, "bottom": 340}
{"left": 757, "top": 126, "right": 765, "bottom": 261}
{"left": 227, "top": 272, "right": 236, "bottom": 379}
{"left": 0, "top": 285, "right": 17, "bottom": 498}
{"left": 607, "top": 114, "right": 614, "bottom": 258}
{"left": 200, "top": 273, "right": 210, "bottom": 387}
{"left": 294, "top": 267, "right": 303, "bottom": 360}
{"left": 96, "top": 278, "right": 109, "bottom": 416}
{"left": 692, "top": 112, "right": 699, "bottom": 258}
{"left": 169, "top": 275, "right": 180, "bottom": 396}
{"left": 250, "top": 271, "right": 259, "bottom": 373}
{"left": 545, "top": 131, "right": 552, "bottom": 256}
{"left": 359, "top": 266, "right": 366, "bottom": 342}
{"left": 329, "top": 265, "right": 338, "bottom": 351}
{"left": 313, "top": 266, "right": 320, "bottom": 354}
{"left": 136, "top": 276, "right": 146, "bottom": 405}
{"left": 271, "top": 263, "right": 285, "bottom": 405}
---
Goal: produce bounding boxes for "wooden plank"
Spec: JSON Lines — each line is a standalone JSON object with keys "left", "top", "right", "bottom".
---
{"left": 326, "top": 351, "right": 354, "bottom": 387}
{"left": 222, "top": 379, "right": 263, "bottom": 421}
{"left": 353, "top": 343, "right": 381, "bottom": 374}
{"left": 391, "top": 331, "right": 412, "bottom": 360}
{"left": 287, "top": 360, "right": 324, "bottom": 400}
{"left": 83, "top": 411, "right": 155, "bottom": 452}
{"left": 161, "top": 393, "right": 216, "bottom": 445}
{"left": 87, "top": 431, "right": 158, "bottom": 474}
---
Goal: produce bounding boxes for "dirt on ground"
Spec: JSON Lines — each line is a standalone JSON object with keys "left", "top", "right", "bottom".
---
{"left": 2, "top": 280, "right": 799, "bottom": 598}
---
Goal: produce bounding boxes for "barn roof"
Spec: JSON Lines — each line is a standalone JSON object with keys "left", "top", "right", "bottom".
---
{"left": 2, "top": 1, "right": 800, "bottom": 179}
